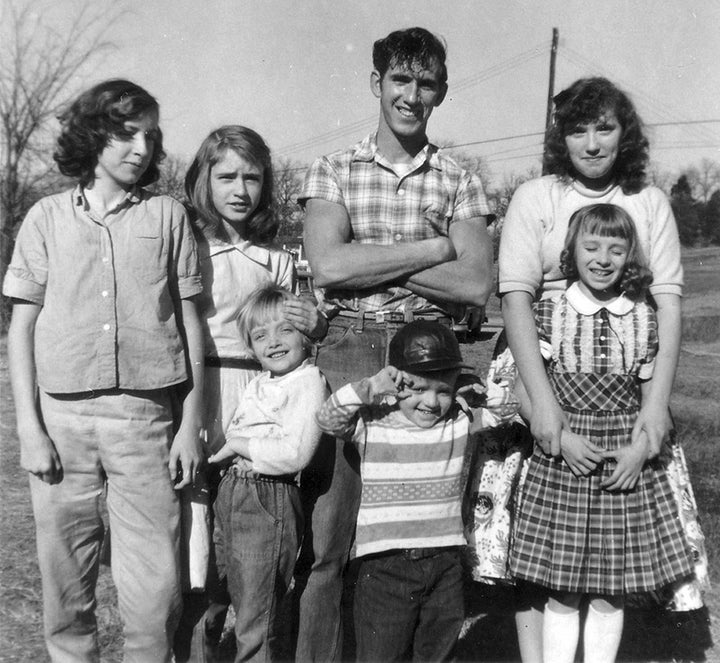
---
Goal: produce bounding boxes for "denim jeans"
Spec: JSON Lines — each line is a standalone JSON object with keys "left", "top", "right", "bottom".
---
{"left": 213, "top": 470, "right": 303, "bottom": 662}
{"left": 295, "top": 315, "right": 404, "bottom": 662}
{"left": 32, "top": 389, "right": 182, "bottom": 663}
{"left": 353, "top": 548, "right": 464, "bottom": 662}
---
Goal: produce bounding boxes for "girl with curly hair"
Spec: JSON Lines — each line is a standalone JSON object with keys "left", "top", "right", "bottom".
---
{"left": 5, "top": 78, "right": 203, "bottom": 661}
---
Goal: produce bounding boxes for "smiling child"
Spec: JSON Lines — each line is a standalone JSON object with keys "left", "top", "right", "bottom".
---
{"left": 206, "top": 283, "right": 328, "bottom": 661}
{"left": 316, "top": 320, "right": 483, "bottom": 661}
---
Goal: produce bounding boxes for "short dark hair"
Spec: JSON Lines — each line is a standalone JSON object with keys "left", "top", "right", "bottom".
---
{"left": 560, "top": 203, "right": 653, "bottom": 301}
{"left": 184, "top": 125, "right": 277, "bottom": 246}
{"left": 373, "top": 27, "right": 447, "bottom": 86}
{"left": 54, "top": 79, "right": 164, "bottom": 187}
{"left": 543, "top": 77, "right": 649, "bottom": 194}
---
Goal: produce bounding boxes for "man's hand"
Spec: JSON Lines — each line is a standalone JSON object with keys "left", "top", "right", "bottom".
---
{"left": 560, "top": 429, "right": 603, "bottom": 478}
{"left": 168, "top": 426, "right": 203, "bottom": 489}
{"left": 20, "top": 429, "right": 63, "bottom": 484}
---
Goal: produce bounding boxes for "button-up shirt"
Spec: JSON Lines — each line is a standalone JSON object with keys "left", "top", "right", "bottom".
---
{"left": 3, "top": 186, "right": 202, "bottom": 393}
{"left": 299, "top": 133, "right": 490, "bottom": 314}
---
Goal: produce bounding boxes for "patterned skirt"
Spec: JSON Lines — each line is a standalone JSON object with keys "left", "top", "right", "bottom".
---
{"left": 509, "top": 373, "right": 695, "bottom": 595}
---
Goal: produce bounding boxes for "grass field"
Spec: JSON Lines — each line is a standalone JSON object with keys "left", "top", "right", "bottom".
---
{"left": 1, "top": 247, "right": 718, "bottom": 662}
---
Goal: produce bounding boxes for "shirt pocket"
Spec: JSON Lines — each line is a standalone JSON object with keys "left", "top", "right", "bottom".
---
{"left": 134, "top": 233, "right": 168, "bottom": 284}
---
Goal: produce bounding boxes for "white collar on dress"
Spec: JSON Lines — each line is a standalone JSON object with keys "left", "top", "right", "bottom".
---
{"left": 206, "top": 237, "right": 271, "bottom": 266}
{"left": 565, "top": 281, "right": 634, "bottom": 316}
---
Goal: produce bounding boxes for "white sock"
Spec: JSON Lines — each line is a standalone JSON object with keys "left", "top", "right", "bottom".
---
{"left": 543, "top": 602, "right": 579, "bottom": 663}
{"left": 515, "top": 607, "right": 544, "bottom": 663}
{"left": 583, "top": 602, "right": 624, "bottom": 663}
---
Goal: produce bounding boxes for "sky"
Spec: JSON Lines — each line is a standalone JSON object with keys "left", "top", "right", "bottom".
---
{"left": 31, "top": 0, "right": 720, "bottom": 188}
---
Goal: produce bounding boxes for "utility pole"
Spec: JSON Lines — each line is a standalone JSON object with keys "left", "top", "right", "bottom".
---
{"left": 542, "top": 27, "right": 559, "bottom": 174}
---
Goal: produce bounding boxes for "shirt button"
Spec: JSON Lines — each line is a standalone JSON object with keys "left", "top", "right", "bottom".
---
{"left": 600, "top": 353, "right": 606, "bottom": 358}
{"left": 101, "top": 290, "right": 109, "bottom": 297}
{"left": 395, "top": 233, "right": 403, "bottom": 241}
{"left": 103, "top": 324, "right": 110, "bottom": 331}
{"left": 600, "top": 335, "right": 606, "bottom": 341}
{"left": 102, "top": 256, "right": 109, "bottom": 263}
{"left": 397, "top": 189, "right": 405, "bottom": 196}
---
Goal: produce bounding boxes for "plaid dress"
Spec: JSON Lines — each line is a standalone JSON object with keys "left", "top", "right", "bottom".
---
{"left": 510, "top": 284, "right": 695, "bottom": 595}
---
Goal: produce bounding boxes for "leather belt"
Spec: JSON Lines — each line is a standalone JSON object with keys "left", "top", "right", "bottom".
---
{"left": 335, "top": 310, "right": 451, "bottom": 325}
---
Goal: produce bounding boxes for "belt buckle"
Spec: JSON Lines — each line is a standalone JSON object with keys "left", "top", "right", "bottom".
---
{"left": 375, "top": 311, "right": 387, "bottom": 324}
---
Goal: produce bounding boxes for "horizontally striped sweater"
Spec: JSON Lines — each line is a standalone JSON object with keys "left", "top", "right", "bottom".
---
{"left": 317, "top": 379, "right": 473, "bottom": 559}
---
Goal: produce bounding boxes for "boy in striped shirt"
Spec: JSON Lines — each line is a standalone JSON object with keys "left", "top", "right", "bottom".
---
{"left": 316, "top": 321, "right": 481, "bottom": 661}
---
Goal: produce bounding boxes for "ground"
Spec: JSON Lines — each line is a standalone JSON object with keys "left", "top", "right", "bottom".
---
{"left": 1, "top": 247, "right": 719, "bottom": 662}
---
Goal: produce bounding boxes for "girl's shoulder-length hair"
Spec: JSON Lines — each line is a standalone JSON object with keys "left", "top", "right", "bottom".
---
{"left": 560, "top": 203, "right": 653, "bottom": 301}
{"left": 53, "top": 79, "right": 165, "bottom": 187}
{"left": 543, "top": 77, "right": 649, "bottom": 195}
{"left": 184, "top": 125, "right": 277, "bottom": 246}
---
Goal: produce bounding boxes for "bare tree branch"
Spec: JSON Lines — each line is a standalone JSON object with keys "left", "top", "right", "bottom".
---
{"left": 273, "top": 157, "right": 305, "bottom": 240}
{"left": 685, "top": 158, "right": 720, "bottom": 204}
{"left": 0, "top": 0, "right": 121, "bottom": 288}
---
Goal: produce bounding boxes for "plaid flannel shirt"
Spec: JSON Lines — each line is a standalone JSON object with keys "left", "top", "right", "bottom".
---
{"left": 299, "top": 133, "right": 490, "bottom": 316}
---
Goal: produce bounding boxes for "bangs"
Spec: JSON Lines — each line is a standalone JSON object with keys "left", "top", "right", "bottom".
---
{"left": 562, "top": 102, "right": 616, "bottom": 132}
{"left": 243, "top": 299, "right": 284, "bottom": 335}
{"left": 214, "top": 144, "right": 262, "bottom": 172}
{"left": 579, "top": 213, "right": 633, "bottom": 240}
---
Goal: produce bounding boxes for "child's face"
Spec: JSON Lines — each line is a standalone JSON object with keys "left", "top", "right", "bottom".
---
{"left": 397, "top": 369, "right": 459, "bottom": 428}
{"left": 575, "top": 231, "right": 629, "bottom": 301}
{"left": 249, "top": 315, "right": 307, "bottom": 377}
{"left": 210, "top": 149, "right": 264, "bottom": 231}
{"left": 94, "top": 111, "right": 158, "bottom": 191}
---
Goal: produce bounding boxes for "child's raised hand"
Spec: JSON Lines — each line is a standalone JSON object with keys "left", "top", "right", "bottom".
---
{"left": 600, "top": 433, "right": 649, "bottom": 492}
{"left": 560, "top": 429, "right": 603, "bottom": 477}
{"left": 283, "top": 296, "right": 327, "bottom": 340}
{"left": 455, "top": 373, "right": 487, "bottom": 408}
{"left": 367, "top": 366, "right": 403, "bottom": 401}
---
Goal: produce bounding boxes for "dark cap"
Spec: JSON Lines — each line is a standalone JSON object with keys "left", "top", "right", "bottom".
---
{"left": 389, "top": 321, "right": 471, "bottom": 373}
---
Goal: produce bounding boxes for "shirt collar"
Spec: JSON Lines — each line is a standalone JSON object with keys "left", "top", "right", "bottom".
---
{"left": 352, "top": 132, "right": 440, "bottom": 172}
{"left": 73, "top": 184, "right": 142, "bottom": 210}
{"left": 565, "top": 281, "right": 634, "bottom": 316}
{"left": 206, "top": 236, "right": 271, "bottom": 266}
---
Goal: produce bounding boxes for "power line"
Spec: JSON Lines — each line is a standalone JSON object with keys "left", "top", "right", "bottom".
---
{"left": 276, "top": 42, "right": 548, "bottom": 157}
{"left": 561, "top": 46, "right": 720, "bottom": 147}
{"left": 276, "top": 119, "right": 720, "bottom": 174}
